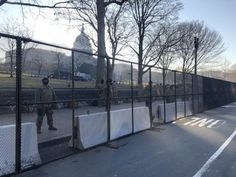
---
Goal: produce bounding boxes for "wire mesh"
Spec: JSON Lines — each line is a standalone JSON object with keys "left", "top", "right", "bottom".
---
{"left": 1, "top": 32, "right": 236, "bottom": 176}
{"left": 175, "top": 71, "right": 185, "bottom": 118}
{"left": 21, "top": 42, "right": 74, "bottom": 165}
{"left": 185, "top": 73, "right": 193, "bottom": 116}
{"left": 0, "top": 36, "right": 16, "bottom": 176}
{"left": 164, "top": 70, "right": 176, "bottom": 122}
{"left": 151, "top": 67, "right": 164, "bottom": 124}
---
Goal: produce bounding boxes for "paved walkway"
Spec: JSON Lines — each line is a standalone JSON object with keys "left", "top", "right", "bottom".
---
{"left": 0, "top": 102, "right": 148, "bottom": 143}
{"left": 13, "top": 102, "right": 236, "bottom": 177}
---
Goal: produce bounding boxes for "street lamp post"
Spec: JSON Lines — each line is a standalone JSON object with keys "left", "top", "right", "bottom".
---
{"left": 194, "top": 35, "right": 199, "bottom": 75}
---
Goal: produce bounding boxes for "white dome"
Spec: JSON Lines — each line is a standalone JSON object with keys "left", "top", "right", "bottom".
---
{"left": 73, "top": 26, "right": 93, "bottom": 53}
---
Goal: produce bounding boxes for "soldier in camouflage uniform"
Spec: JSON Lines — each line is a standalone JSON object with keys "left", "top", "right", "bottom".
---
{"left": 36, "top": 77, "right": 57, "bottom": 134}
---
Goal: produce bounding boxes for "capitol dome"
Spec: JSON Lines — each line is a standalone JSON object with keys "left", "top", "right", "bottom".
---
{"left": 72, "top": 25, "right": 96, "bottom": 73}
{"left": 73, "top": 25, "right": 93, "bottom": 54}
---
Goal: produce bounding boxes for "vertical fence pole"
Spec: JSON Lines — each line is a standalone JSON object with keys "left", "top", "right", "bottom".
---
{"left": 15, "top": 38, "right": 22, "bottom": 174}
{"left": 106, "top": 58, "right": 111, "bottom": 141}
{"left": 197, "top": 76, "right": 200, "bottom": 113}
{"left": 191, "top": 74, "right": 194, "bottom": 115}
{"left": 131, "top": 63, "right": 134, "bottom": 133}
{"left": 174, "top": 71, "right": 177, "bottom": 120}
{"left": 71, "top": 51, "right": 76, "bottom": 148}
{"left": 149, "top": 67, "right": 152, "bottom": 127}
{"left": 162, "top": 68, "right": 166, "bottom": 123}
{"left": 183, "top": 72, "right": 186, "bottom": 117}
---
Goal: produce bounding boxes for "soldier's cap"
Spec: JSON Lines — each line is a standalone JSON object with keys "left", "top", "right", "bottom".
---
{"left": 42, "top": 77, "right": 49, "bottom": 82}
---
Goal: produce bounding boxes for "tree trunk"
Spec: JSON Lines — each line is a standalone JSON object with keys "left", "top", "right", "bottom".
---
{"left": 96, "top": 0, "right": 106, "bottom": 88}
{"left": 57, "top": 59, "right": 60, "bottom": 79}
{"left": 138, "top": 58, "right": 143, "bottom": 87}
{"left": 138, "top": 34, "right": 144, "bottom": 88}
{"left": 10, "top": 55, "right": 13, "bottom": 78}
{"left": 9, "top": 50, "right": 15, "bottom": 78}
{"left": 111, "top": 50, "right": 116, "bottom": 80}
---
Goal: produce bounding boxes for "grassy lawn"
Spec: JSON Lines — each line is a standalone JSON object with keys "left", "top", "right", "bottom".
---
{"left": 0, "top": 74, "right": 95, "bottom": 88}
{"left": 0, "top": 73, "right": 133, "bottom": 89}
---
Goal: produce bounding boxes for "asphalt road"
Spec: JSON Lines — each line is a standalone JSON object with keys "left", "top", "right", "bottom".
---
{"left": 13, "top": 102, "right": 236, "bottom": 177}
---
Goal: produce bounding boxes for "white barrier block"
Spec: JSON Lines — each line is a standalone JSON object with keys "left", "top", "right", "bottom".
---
{"left": 185, "top": 101, "right": 192, "bottom": 116}
{"left": 156, "top": 103, "right": 175, "bottom": 123}
{"left": 0, "top": 123, "right": 41, "bottom": 176}
{"left": 134, "top": 107, "right": 151, "bottom": 133}
{"left": 74, "top": 107, "right": 151, "bottom": 149}
{"left": 177, "top": 101, "right": 185, "bottom": 118}
{"left": 110, "top": 109, "right": 132, "bottom": 140}
{"left": 76, "top": 112, "right": 107, "bottom": 149}
{"left": 165, "top": 103, "right": 176, "bottom": 122}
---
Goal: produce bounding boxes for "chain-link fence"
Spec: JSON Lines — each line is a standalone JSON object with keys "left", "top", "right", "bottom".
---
{"left": 1, "top": 33, "right": 236, "bottom": 176}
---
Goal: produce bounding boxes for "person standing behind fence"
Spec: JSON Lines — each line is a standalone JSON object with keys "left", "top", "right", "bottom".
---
{"left": 166, "top": 84, "right": 175, "bottom": 103}
{"left": 144, "top": 85, "right": 150, "bottom": 107}
{"left": 36, "top": 77, "right": 58, "bottom": 134}
{"left": 97, "top": 79, "right": 105, "bottom": 106}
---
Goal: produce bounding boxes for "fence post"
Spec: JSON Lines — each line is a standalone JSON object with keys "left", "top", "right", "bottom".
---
{"left": 174, "top": 71, "right": 177, "bottom": 120}
{"left": 106, "top": 57, "right": 111, "bottom": 141}
{"left": 71, "top": 51, "right": 76, "bottom": 148}
{"left": 183, "top": 72, "right": 186, "bottom": 117}
{"left": 162, "top": 68, "right": 166, "bottom": 123}
{"left": 191, "top": 74, "right": 194, "bottom": 115}
{"left": 131, "top": 63, "right": 134, "bottom": 133}
{"left": 197, "top": 76, "right": 200, "bottom": 113}
{"left": 149, "top": 67, "right": 152, "bottom": 127}
{"left": 15, "top": 38, "right": 22, "bottom": 174}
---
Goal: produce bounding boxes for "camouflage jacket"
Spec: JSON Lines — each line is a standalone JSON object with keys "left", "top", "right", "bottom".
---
{"left": 35, "top": 85, "right": 57, "bottom": 107}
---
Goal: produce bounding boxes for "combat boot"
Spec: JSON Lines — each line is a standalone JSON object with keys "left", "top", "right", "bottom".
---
{"left": 48, "top": 126, "right": 58, "bottom": 131}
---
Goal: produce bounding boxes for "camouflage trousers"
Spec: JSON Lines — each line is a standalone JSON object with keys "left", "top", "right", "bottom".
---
{"left": 36, "top": 107, "right": 54, "bottom": 128}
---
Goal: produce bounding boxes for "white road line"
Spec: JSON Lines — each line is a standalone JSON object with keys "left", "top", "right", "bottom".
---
{"left": 207, "top": 120, "right": 226, "bottom": 129}
{"left": 193, "top": 130, "right": 236, "bottom": 177}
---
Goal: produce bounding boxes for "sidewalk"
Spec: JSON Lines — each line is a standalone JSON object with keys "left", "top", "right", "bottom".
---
{"left": 13, "top": 103, "right": 236, "bottom": 177}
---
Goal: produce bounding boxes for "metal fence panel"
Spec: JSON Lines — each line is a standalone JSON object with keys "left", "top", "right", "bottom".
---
{"left": 151, "top": 67, "right": 164, "bottom": 124}
{"left": 0, "top": 36, "right": 17, "bottom": 176}
{"left": 1, "top": 32, "right": 236, "bottom": 176}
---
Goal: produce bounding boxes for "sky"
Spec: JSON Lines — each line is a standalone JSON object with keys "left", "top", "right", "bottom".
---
{"left": 0, "top": 0, "right": 236, "bottom": 64}
{"left": 179, "top": 0, "right": 236, "bottom": 64}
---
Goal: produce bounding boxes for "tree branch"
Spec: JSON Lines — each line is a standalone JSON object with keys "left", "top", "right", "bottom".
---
{"left": 0, "top": 0, "right": 7, "bottom": 6}
{"left": 4, "top": 0, "right": 77, "bottom": 9}
{"left": 104, "top": 0, "right": 128, "bottom": 7}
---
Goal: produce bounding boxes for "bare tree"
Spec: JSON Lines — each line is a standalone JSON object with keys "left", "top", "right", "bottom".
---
{"left": 68, "top": 0, "right": 128, "bottom": 87}
{"left": 128, "top": 0, "right": 183, "bottom": 87}
{"left": 158, "top": 48, "right": 176, "bottom": 70}
{"left": 105, "top": 3, "right": 131, "bottom": 77}
{"left": 32, "top": 54, "right": 44, "bottom": 75}
{"left": 221, "top": 57, "right": 231, "bottom": 80}
{"left": 54, "top": 50, "right": 64, "bottom": 79}
{"left": 1, "top": 0, "right": 128, "bottom": 87}
{"left": 150, "top": 24, "right": 184, "bottom": 71}
{"left": 0, "top": 18, "right": 33, "bottom": 77}
{"left": 175, "top": 21, "right": 225, "bottom": 73}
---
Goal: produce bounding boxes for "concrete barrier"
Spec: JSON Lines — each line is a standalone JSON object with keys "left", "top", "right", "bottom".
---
{"left": 176, "top": 101, "right": 192, "bottom": 118}
{"left": 154, "top": 101, "right": 192, "bottom": 123}
{"left": 74, "top": 107, "right": 150, "bottom": 150}
{"left": 185, "top": 101, "right": 192, "bottom": 116}
{"left": 74, "top": 112, "right": 107, "bottom": 150}
{"left": 158, "top": 103, "right": 176, "bottom": 122}
{"left": 176, "top": 102, "right": 184, "bottom": 118}
{"left": 133, "top": 107, "right": 151, "bottom": 133}
{"left": 110, "top": 109, "right": 132, "bottom": 140}
{"left": 0, "top": 123, "right": 41, "bottom": 176}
